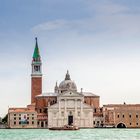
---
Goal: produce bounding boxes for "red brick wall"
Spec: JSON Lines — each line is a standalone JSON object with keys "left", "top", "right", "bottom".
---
{"left": 31, "top": 77, "right": 42, "bottom": 103}
{"left": 84, "top": 96, "right": 100, "bottom": 108}
{"left": 35, "top": 97, "right": 57, "bottom": 113}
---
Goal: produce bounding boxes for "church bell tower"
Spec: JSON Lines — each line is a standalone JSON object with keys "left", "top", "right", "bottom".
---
{"left": 31, "top": 37, "right": 42, "bottom": 104}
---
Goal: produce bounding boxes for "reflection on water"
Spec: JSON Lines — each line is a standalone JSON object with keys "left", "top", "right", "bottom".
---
{"left": 0, "top": 129, "right": 140, "bottom": 140}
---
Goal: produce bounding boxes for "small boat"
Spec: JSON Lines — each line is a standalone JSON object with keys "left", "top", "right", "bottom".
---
{"left": 49, "top": 125, "right": 79, "bottom": 130}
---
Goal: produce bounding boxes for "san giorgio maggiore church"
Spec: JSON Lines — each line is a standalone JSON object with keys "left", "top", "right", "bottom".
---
{"left": 8, "top": 38, "right": 140, "bottom": 128}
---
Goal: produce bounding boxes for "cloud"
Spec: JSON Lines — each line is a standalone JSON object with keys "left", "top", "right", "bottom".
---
{"left": 32, "top": 19, "right": 68, "bottom": 33}
{"left": 2, "top": 0, "right": 140, "bottom": 117}
{"left": 31, "top": 16, "right": 140, "bottom": 42}
{"left": 85, "top": 0, "right": 129, "bottom": 15}
{"left": 31, "top": 0, "right": 140, "bottom": 40}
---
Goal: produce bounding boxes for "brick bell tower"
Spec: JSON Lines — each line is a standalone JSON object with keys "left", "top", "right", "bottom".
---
{"left": 31, "top": 37, "right": 42, "bottom": 104}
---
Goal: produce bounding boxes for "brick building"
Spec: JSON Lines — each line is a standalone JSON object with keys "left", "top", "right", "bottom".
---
{"left": 8, "top": 38, "right": 140, "bottom": 128}
{"left": 103, "top": 104, "right": 140, "bottom": 128}
{"left": 8, "top": 38, "right": 101, "bottom": 128}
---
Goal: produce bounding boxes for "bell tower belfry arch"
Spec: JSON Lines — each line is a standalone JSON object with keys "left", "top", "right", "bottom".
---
{"left": 31, "top": 37, "right": 42, "bottom": 104}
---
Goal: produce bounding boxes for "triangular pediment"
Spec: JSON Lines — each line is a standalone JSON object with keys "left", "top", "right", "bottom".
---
{"left": 58, "top": 91, "right": 83, "bottom": 97}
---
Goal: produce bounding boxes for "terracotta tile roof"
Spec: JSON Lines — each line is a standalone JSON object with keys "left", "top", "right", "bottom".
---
{"left": 82, "top": 92, "right": 99, "bottom": 97}
{"left": 103, "top": 104, "right": 140, "bottom": 107}
{"left": 8, "top": 108, "right": 36, "bottom": 113}
{"left": 36, "top": 92, "right": 58, "bottom": 97}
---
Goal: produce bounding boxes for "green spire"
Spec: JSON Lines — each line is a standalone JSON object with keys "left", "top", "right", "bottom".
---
{"left": 33, "top": 37, "right": 40, "bottom": 60}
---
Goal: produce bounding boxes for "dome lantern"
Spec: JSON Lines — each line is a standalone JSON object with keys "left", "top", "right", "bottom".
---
{"left": 58, "top": 71, "right": 77, "bottom": 93}
{"left": 65, "top": 70, "right": 71, "bottom": 80}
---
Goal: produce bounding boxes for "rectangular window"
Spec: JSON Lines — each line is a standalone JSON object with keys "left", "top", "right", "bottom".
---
{"left": 93, "top": 121, "right": 95, "bottom": 125}
{"left": 136, "top": 123, "right": 138, "bottom": 125}
{"left": 122, "top": 115, "right": 125, "bottom": 118}
{"left": 19, "top": 122, "right": 21, "bottom": 125}
{"left": 14, "top": 121, "right": 16, "bottom": 125}
{"left": 130, "top": 123, "right": 132, "bottom": 125}
{"left": 117, "top": 114, "right": 119, "bottom": 118}
{"left": 14, "top": 117, "right": 16, "bottom": 120}
{"left": 32, "top": 121, "right": 34, "bottom": 124}
{"left": 44, "top": 109, "right": 48, "bottom": 113}
{"left": 14, "top": 114, "right": 16, "bottom": 116}
{"left": 136, "top": 114, "right": 138, "bottom": 118}
{"left": 100, "top": 108, "right": 102, "bottom": 112}
{"left": 129, "top": 114, "right": 131, "bottom": 118}
{"left": 61, "top": 111, "right": 64, "bottom": 117}
{"left": 19, "top": 117, "right": 21, "bottom": 120}
{"left": 78, "top": 112, "right": 80, "bottom": 117}
{"left": 32, "top": 117, "right": 34, "bottom": 120}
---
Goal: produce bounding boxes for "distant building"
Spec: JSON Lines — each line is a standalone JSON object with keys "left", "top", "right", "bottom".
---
{"left": 8, "top": 38, "right": 140, "bottom": 128}
{"left": 103, "top": 104, "right": 140, "bottom": 128}
{"left": 0, "top": 117, "right": 6, "bottom": 128}
{"left": 8, "top": 107, "right": 37, "bottom": 128}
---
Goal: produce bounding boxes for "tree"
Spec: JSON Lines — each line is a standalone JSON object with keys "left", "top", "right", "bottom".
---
{"left": 2, "top": 114, "right": 8, "bottom": 124}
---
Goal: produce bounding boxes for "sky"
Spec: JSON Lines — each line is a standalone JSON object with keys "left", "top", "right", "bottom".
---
{"left": 0, "top": 0, "right": 140, "bottom": 117}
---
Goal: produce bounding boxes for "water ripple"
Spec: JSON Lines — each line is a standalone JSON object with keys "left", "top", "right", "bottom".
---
{"left": 0, "top": 129, "right": 140, "bottom": 140}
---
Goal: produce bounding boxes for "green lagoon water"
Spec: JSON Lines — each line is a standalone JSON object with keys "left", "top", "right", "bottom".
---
{"left": 0, "top": 129, "right": 140, "bottom": 140}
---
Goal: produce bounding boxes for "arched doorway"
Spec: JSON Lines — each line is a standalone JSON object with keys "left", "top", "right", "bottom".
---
{"left": 41, "top": 121, "right": 44, "bottom": 128}
{"left": 117, "top": 123, "right": 126, "bottom": 128}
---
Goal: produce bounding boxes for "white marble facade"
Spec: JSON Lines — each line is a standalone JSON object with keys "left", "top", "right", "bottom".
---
{"left": 48, "top": 91, "right": 93, "bottom": 128}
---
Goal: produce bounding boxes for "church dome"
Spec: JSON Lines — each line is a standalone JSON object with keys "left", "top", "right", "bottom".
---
{"left": 58, "top": 71, "right": 77, "bottom": 93}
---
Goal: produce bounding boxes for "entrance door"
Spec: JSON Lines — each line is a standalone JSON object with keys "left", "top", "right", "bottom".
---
{"left": 68, "top": 115, "right": 73, "bottom": 125}
{"left": 41, "top": 121, "right": 44, "bottom": 128}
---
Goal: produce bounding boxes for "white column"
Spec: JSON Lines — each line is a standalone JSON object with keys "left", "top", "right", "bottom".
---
{"left": 65, "top": 99, "right": 67, "bottom": 116}
{"left": 44, "top": 121, "right": 46, "bottom": 128}
{"left": 80, "top": 99, "right": 83, "bottom": 127}
{"left": 64, "top": 99, "right": 67, "bottom": 125}
{"left": 39, "top": 121, "right": 41, "bottom": 128}
{"left": 80, "top": 100, "right": 83, "bottom": 117}
{"left": 75, "top": 99, "right": 77, "bottom": 126}
{"left": 58, "top": 99, "right": 61, "bottom": 127}
{"left": 59, "top": 100, "right": 61, "bottom": 118}
{"left": 75, "top": 99, "right": 77, "bottom": 116}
